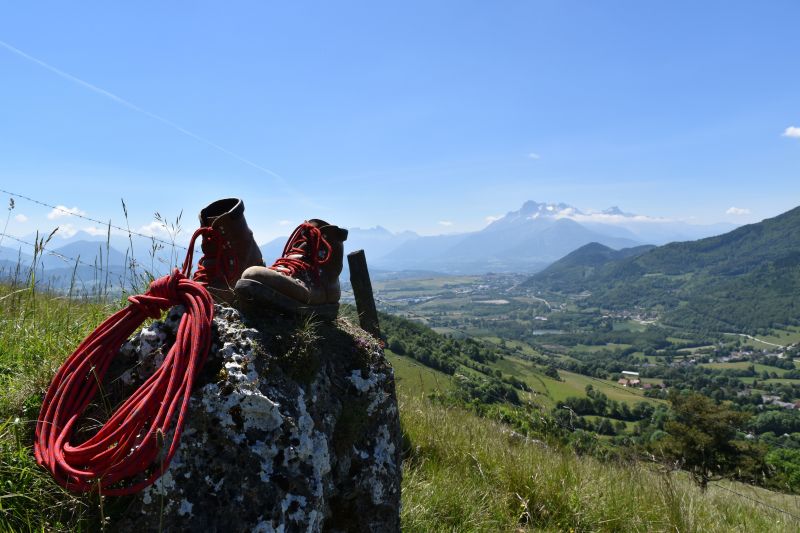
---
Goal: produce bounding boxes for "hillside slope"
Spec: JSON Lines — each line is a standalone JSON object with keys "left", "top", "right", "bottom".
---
{"left": 529, "top": 242, "right": 656, "bottom": 292}
{"left": 2, "top": 284, "right": 799, "bottom": 531}
{"left": 399, "top": 393, "right": 798, "bottom": 532}
{"left": 525, "top": 206, "right": 800, "bottom": 332}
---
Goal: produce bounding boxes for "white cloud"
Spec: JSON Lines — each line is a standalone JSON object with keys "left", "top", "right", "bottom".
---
{"left": 82, "top": 225, "right": 124, "bottom": 237}
{"left": 485, "top": 215, "right": 502, "bottom": 223}
{"left": 528, "top": 153, "right": 541, "bottom": 159}
{"left": 782, "top": 126, "right": 800, "bottom": 138}
{"left": 82, "top": 226, "right": 107, "bottom": 236}
{"left": 277, "top": 220, "right": 291, "bottom": 226}
{"left": 438, "top": 220, "right": 454, "bottom": 227}
{"left": 137, "top": 220, "right": 171, "bottom": 237}
{"left": 47, "top": 205, "right": 86, "bottom": 220}
{"left": 726, "top": 206, "right": 751, "bottom": 216}
{"left": 14, "top": 214, "right": 28, "bottom": 222}
{"left": 57, "top": 223, "right": 78, "bottom": 238}
{"left": 134, "top": 221, "right": 190, "bottom": 246}
{"left": 556, "top": 210, "right": 671, "bottom": 224}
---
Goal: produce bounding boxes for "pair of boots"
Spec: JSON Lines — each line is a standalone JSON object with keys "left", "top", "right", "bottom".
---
{"left": 194, "top": 198, "right": 347, "bottom": 319}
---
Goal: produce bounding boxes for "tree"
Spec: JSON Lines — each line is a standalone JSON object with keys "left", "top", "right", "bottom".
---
{"left": 544, "top": 365, "right": 561, "bottom": 381}
{"left": 659, "top": 391, "right": 762, "bottom": 491}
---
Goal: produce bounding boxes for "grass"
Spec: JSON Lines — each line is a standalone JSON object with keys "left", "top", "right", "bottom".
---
{"left": 482, "top": 336, "right": 542, "bottom": 357}
{"left": 0, "top": 286, "right": 118, "bottom": 418}
{"left": 701, "top": 362, "right": 791, "bottom": 376}
{"left": 386, "top": 350, "right": 452, "bottom": 395}
{"left": 545, "top": 369, "right": 662, "bottom": 406}
{"left": 739, "top": 377, "right": 800, "bottom": 385}
{"left": 487, "top": 355, "right": 663, "bottom": 411}
{"left": 399, "top": 392, "right": 800, "bottom": 532}
{"left": 756, "top": 326, "right": 800, "bottom": 346}
{"left": 573, "top": 343, "right": 632, "bottom": 353}
{"left": 0, "top": 281, "right": 124, "bottom": 531}
{"left": 1, "top": 279, "right": 798, "bottom": 531}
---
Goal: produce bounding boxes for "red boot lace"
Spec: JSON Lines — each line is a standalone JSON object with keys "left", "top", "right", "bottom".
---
{"left": 270, "top": 222, "right": 332, "bottom": 283}
{"left": 189, "top": 227, "right": 239, "bottom": 287}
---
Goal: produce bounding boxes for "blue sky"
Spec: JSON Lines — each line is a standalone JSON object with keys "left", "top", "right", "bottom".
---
{"left": 1, "top": 1, "right": 799, "bottom": 244}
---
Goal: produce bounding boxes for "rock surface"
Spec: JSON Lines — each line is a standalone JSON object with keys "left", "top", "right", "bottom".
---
{"left": 114, "top": 305, "right": 402, "bottom": 532}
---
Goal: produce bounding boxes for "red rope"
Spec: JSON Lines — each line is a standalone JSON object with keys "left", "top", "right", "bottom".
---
{"left": 34, "top": 227, "right": 216, "bottom": 495}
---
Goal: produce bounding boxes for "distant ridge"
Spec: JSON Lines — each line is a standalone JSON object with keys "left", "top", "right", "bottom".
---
{"left": 529, "top": 243, "right": 656, "bottom": 292}
{"left": 525, "top": 205, "right": 800, "bottom": 332}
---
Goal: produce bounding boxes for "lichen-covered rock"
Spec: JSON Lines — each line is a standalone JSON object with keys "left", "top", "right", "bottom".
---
{"left": 114, "top": 305, "right": 401, "bottom": 532}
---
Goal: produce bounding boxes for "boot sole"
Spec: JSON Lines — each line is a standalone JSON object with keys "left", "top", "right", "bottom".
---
{"left": 234, "top": 279, "right": 340, "bottom": 320}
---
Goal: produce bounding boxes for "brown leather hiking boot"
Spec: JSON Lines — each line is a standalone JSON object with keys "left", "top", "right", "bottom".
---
{"left": 235, "top": 219, "right": 348, "bottom": 319}
{"left": 193, "top": 198, "right": 264, "bottom": 303}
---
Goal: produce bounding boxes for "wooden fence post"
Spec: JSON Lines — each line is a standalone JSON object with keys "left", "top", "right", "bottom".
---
{"left": 347, "top": 250, "right": 381, "bottom": 339}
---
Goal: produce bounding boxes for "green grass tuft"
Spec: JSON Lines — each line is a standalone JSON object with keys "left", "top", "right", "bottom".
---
{"left": 398, "top": 391, "right": 799, "bottom": 532}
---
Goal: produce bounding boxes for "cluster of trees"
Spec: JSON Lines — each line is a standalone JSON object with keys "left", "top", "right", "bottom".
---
{"left": 561, "top": 386, "right": 655, "bottom": 422}
{"left": 451, "top": 373, "right": 520, "bottom": 405}
{"left": 766, "top": 449, "right": 800, "bottom": 492}
{"left": 380, "top": 312, "right": 527, "bottom": 403}
{"left": 749, "top": 409, "right": 800, "bottom": 435}
{"left": 381, "top": 312, "right": 503, "bottom": 375}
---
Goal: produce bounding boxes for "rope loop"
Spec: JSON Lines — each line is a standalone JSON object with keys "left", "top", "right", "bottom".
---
{"left": 126, "top": 270, "right": 184, "bottom": 318}
{"left": 35, "top": 233, "right": 215, "bottom": 495}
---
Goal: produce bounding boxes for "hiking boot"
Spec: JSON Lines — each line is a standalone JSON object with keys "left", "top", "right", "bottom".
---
{"left": 235, "top": 219, "right": 348, "bottom": 319}
{"left": 193, "top": 198, "right": 264, "bottom": 303}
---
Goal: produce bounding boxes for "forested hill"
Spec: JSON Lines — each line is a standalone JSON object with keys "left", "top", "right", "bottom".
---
{"left": 527, "top": 242, "right": 655, "bottom": 292}
{"left": 525, "top": 205, "right": 800, "bottom": 333}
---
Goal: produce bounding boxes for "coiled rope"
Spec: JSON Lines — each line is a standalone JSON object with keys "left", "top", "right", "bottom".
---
{"left": 35, "top": 227, "right": 216, "bottom": 495}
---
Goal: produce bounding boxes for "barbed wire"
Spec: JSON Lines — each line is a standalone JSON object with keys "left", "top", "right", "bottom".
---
{"left": 0, "top": 188, "right": 189, "bottom": 250}
{"left": 709, "top": 481, "right": 800, "bottom": 521}
{"left": 0, "top": 231, "right": 185, "bottom": 288}
{"left": 0, "top": 231, "right": 106, "bottom": 272}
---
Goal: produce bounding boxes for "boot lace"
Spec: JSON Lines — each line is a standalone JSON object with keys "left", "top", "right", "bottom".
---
{"left": 183, "top": 226, "right": 239, "bottom": 286}
{"left": 270, "top": 222, "right": 332, "bottom": 282}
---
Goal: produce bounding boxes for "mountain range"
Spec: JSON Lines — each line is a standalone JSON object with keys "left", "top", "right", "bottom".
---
{"left": 359, "top": 201, "right": 735, "bottom": 273}
{"left": 525, "top": 205, "right": 800, "bottom": 333}
{"left": 1, "top": 200, "right": 741, "bottom": 288}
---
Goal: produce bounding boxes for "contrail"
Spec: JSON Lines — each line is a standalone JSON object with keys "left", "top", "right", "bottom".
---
{"left": 0, "top": 39, "right": 296, "bottom": 194}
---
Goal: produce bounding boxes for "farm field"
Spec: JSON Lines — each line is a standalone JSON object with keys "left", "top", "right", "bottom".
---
{"left": 573, "top": 343, "right": 632, "bottom": 353}
{"left": 756, "top": 326, "right": 800, "bottom": 346}
{"left": 489, "top": 356, "right": 663, "bottom": 410}
{"left": 739, "top": 377, "right": 800, "bottom": 386}
{"left": 701, "top": 362, "right": 792, "bottom": 375}
{"left": 386, "top": 350, "right": 452, "bottom": 395}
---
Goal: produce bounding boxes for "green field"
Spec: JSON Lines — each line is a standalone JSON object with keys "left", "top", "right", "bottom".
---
{"left": 489, "top": 356, "right": 662, "bottom": 410}
{"left": 482, "top": 336, "right": 541, "bottom": 357}
{"left": 701, "top": 361, "right": 791, "bottom": 376}
{"left": 372, "top": 276, "right": 479, "bottom": 298}
{"left": 756, "top": 326, "right": 800, "bottom": 346}
{"left": 573, "top": 343, "right": 632, "bottom": 353}
{"left": 386, "top": 351, "right": 452, "bottom": 395}
{"left": 584, "top": 414, "right": 635, "bottom": 431}
{"left": 613, "top": 320, "right": 648, "bottom": 332}
{"left": 739, "top": 377, "right": 800, "bottom": 385}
